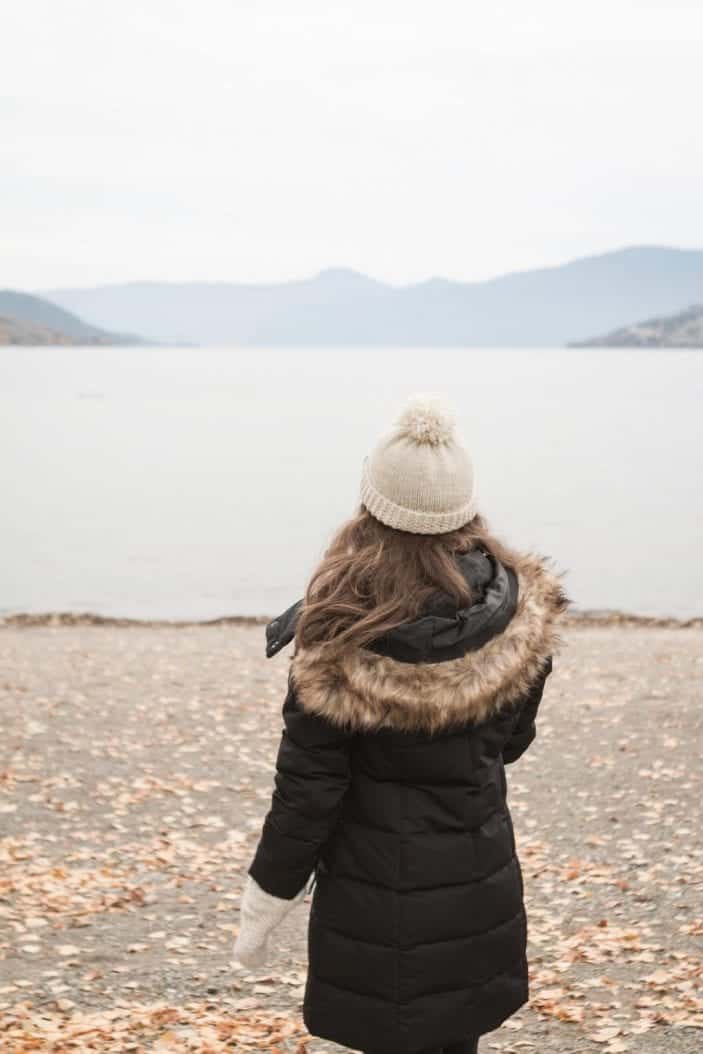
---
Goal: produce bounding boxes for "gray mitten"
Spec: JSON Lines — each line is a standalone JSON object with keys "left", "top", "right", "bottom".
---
{"left": 233, "top": 874, "right": 309, "bottom": 968}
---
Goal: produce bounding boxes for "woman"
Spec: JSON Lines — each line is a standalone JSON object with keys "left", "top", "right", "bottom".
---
{"left": 234, "top": 394, "right": 569, "bottom": 1054}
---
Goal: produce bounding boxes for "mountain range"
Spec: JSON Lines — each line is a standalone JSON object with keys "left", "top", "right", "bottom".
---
{"left": 40, "top": 246, "right": 703, "bottom": 346}
{"left": 1, "top": 246, "right": 702, "bottom": 348}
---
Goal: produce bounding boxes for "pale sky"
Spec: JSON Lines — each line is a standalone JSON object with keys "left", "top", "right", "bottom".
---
{"left": 3, "top": 0, "right": 702, "bottom": 289}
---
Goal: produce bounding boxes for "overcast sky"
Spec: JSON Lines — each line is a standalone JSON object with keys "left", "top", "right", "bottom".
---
{"left": 3, "top": 0, "right": 702, "bottom": 289}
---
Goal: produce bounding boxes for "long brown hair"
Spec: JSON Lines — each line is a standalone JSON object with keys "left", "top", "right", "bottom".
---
{"left": 294, "top": 505, "right": 524, "bottom": 654}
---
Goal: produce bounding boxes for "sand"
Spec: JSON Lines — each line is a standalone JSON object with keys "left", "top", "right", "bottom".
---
{"left": 0, "top": 621, "right": 701, "bottom": 1052}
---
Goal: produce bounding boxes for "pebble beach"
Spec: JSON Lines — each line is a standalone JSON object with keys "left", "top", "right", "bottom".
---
{"left": 0, "top": 616, "right": 701, "bottom": 1053}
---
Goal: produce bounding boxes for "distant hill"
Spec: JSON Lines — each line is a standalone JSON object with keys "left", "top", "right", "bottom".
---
{"left": 43, "top": 246, "right": 703, "bottom": 346}
{"left": 0, "top": 315, "right": 77, "bottom": 345}
{"left": 0, "top": 290, "right": 143, "bottom": 346}
{"left": 572, "top": 304, "right": 703, "bottom": 348}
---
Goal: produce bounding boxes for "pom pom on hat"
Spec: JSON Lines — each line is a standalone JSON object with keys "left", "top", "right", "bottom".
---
{"left": 394, "top": 393, "right": 456, "bottom": 446}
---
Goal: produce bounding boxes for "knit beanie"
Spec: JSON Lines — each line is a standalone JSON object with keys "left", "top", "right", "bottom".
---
{"left": 360, "top": 393, "right": 478, "bottom": 535}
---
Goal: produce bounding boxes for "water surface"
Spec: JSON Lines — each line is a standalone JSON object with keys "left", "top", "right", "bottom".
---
{"left": 1, "top": 347, "right": 701, "bottom": 619}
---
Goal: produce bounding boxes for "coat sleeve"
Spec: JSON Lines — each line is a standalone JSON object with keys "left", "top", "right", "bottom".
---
{"left": 502, "top": 655, "right": 553, "bottom": 765}
{"left": 247, "top": 672, "right": 356, "bottom": 899}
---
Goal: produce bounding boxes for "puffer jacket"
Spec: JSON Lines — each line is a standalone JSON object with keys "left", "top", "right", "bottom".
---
{"left": 246, "top": 547, "right": 569, "bottom": 1054}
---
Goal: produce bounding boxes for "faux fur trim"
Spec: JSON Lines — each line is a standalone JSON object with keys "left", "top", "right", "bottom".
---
{"left": 289, "top": 553, "right": 570, "bottom": 734}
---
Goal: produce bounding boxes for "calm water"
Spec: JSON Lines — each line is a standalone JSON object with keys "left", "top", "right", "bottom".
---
{"left": 1, "top": 347, "right": 702, "bottom": 620}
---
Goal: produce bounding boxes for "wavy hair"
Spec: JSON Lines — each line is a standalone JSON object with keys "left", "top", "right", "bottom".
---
{"left": 294, "top": 505, "right": 525, "bottom": 654}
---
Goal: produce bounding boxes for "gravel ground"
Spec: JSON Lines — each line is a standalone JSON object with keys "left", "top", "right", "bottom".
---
{"left": 0, "top": 622, "right": 701, "bottom": 1053}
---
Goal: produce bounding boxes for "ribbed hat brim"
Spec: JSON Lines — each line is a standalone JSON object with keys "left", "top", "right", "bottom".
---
{"left": 360, "top": 459, "right": 478, "bottom": 535}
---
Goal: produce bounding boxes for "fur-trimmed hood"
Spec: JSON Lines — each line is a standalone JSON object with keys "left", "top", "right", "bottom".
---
{"left": 269, "top": 551, "right": 569, "bottom": 735}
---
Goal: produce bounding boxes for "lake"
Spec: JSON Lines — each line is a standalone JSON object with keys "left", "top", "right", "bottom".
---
{"left": 1, "top": 347, "right": 701, "bottom": 620}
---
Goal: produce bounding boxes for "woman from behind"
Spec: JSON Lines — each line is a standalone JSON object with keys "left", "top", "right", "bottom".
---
{"left": 234, "top": 393, "right": 570, "bottom": 1054}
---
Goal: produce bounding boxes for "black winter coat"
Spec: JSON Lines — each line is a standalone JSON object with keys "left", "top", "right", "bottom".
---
{"left": 248, "top": 548, "right": 568, "bottom": 1054}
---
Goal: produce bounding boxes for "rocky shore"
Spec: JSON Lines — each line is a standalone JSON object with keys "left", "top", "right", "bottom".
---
{"left": 2, "top": 608, "right": 702, "bottom": 629}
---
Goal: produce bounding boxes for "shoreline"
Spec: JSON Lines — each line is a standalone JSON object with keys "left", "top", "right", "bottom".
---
{"left": 2, "top": 607, "right": 702, "bottom": 629}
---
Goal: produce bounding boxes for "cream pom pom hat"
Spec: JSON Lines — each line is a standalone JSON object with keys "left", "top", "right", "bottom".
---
{"left": 360, "top": 393, "right": 478, "bottom": 534}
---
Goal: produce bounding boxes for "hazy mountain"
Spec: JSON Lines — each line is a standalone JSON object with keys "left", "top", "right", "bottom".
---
{"left": 0, "top": 290, "right": 143, "bottom": 345}
{"left": 573, "top": 304, "right": 703, "bottom": 348}
{"left": 0, "top": 315, "right": 77, "bottom": 345}
{"left": 43, "top": 246, "right": 703, "bottom": 346}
